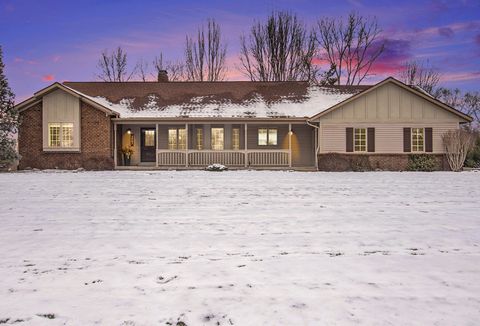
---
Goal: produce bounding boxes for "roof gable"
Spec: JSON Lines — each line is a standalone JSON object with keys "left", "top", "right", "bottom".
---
{"left": 309, "top": 77, "right": 472, "bottom": 122}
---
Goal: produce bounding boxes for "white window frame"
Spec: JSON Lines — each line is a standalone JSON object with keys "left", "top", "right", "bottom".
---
{"left": 48, "top": 122, "right": 74, "bottom": 148}
{"left": 168, "top": 128, "right": 186, "bottom": 150}
{"left": 258, "top": 128, "right": 278, "bottom": 146}
{"left": 232, "top": 128, "right": 240, "bottom": 150}
{"left": 411, "top": 127, "right": 425, "bottom": 152}
{"left": 353, "top": 127, "right": 367, "bottom": 152}
{"left": 211, "top": 127, "right": 224, "bottom": 150}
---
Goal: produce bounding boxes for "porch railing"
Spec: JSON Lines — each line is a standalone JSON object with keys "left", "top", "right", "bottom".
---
{"left": 156, "top": 149, "right": 290, "bottom": 167}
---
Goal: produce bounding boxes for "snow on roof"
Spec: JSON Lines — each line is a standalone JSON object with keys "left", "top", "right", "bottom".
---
{"left": 63, "top": 81, "right": 369, "bottom": 119}
{"left": 89, "top": 86, "right": 358, "bottom": 119}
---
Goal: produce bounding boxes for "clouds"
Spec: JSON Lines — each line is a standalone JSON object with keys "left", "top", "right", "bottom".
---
{"left": 369, "top": 39, "right": 411, "bottom": 74}
{"left": 438, "top": 27, "right": 454, "bottom": 38}
{"left": 41, "top": 75, "right": 55, "bottom": 82}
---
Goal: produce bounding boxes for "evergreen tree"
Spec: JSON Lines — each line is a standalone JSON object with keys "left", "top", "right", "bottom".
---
{"left": 0, "top": 45, "right": 18, "bottom": 167}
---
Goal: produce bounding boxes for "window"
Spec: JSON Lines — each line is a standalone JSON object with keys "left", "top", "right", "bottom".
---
{"left": 48, "top": 123, "right": 73, "bottom": 148}
{"left": 196, "top": 128, "right": 203, "bottom": 150}
{"left": 412, "top": 128, "right": 424, "bottom": 152}
{"left": 354, "top": 128, "right": 367, "bottom": 152}
{"left": 232, "top": 128, "right": 240, "bottom": 150}
{"left": 211, "top": 128, "right": 224, "bottom": 150}
{"left": 144, "top": 130, "right": 155, "bottom": 147}
{"left": 168, "top": 128, "right": 186, "bottom": 150}
{"left": 258, "top": 128, "right": 278, "bottom": 146}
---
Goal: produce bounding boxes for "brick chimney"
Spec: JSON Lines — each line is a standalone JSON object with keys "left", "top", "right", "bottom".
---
{"left": 157, "top": 70, "right": 168, "bottom": 82}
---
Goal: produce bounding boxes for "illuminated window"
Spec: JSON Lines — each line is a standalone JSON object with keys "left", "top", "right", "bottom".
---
{"left": 144, "top": 130, "right": 155, "bottom": 147}
{"left": 48, "top": 123, "right": 73, "bottom": 148}
{"left": 258, "top": 128, "right": 277, "bottom": 146}
{"left": 412, "top": 128, "right": 424, "bottom": 152}
{"left": 196, "top": 128, "right": 203, "bottom": 150}
{"left": 354, "top": 128, "right": 367, "bottom": 152}
{"left": 168, "top": 128, "right": 186, "bottom": 150}
{"left": 232, "top": 128, "right": 240, "bottom": 150}
{"left": 211, "top": 128, "right": 224, "bottom": 150}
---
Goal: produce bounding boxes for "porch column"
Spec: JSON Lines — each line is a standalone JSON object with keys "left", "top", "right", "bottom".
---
{"left": 155, "top": 123, "right": 159, "bottom": 167}
{"left": 185, "top": 123, "right": 189, "bottom": 167}
{"left": 244, "top": 123, "right": 248, "bottom": 167}
{"left": 113, "top": 122, "right": 118, "bottom": 168}
{"left": 288, "top": 123, "right": 292, "bottom": 168}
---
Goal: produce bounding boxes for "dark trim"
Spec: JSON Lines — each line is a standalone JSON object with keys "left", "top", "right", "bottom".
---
{"left": 346, "top": 128, "right": 353, "bottom": 152}
{"left": 403, "top": 128, "right": 411, "bottom": 152}
{"left": 425, "top": 127, "right": 433, "bottom": 152}
{"left": 367, "top": 127, "right": 375, "bottom": 152}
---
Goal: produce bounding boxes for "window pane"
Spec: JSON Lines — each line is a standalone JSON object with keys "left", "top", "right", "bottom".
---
{"left": 211, "top": 128, "right": 224, "bottom": 150}
{"left": 354, "top": 128, "right": 366, "bottom": 152}
{"left": 196, "top": 128, "right": 203, "bottom": 150}
{"left": 48, "top": 123, "right": 61, "bottom": 147}
{"left": 258, "top": 128, "right": 268, "bottom": 146}
{"left": 168, "top": 129, "right": 177, "bottom": 150}
{"left": 178, "top": 128, "right": 186, "bottom": 150}
{"left": 412, "top": 128, "right": 424, "bottom": 152}
{"left": 268, "top": 129, "right": 277, "bottom": 145}
{"left": 144, "top": 130, "right": 155, "bottom": 147}
{"left": 61, "top": 123, "right": 74, "bottom": 147}
{"left": 232, "top": 128, "right": 240, "bottom": 150}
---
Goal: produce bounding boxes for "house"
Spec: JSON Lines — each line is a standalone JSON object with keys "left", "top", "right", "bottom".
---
{"left": 15, "top": 75, "right": 472, "bottom": 171}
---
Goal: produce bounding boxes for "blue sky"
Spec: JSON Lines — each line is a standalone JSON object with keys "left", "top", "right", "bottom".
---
{"left": 1, "top": 0, "right": 479, "bottom": 102}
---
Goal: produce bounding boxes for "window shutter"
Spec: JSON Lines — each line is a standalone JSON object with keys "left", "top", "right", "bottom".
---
{"left": 403, "top": 128, "right": 411, "bottom": 152}
{"left": 425, "top": 128, "right": 433, "bottom": 152}
{"left": 346, "top": 128, "right": 353, "bottom": 152}
{"left": 367, "top": 128, "right": 375, "bottom": 152}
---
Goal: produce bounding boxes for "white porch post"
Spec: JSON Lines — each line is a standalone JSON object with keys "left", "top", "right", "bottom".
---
{"left": 156, "top": 123, "right": 159, "bottom": 167}
{"left": 185, "top": 123, "right": 189, "bottom": 167}
{"left": 113, "top": 122, "right": 118, "bottom": 168}
{"left": 244, "top": 123, "right": 248, "bottom": 167}
{"left": 288, "top": 123, "right": 292, "bottom": 168}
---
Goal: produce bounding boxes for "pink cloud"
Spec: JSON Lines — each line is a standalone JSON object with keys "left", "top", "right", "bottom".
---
{"left": 42, "top": 74, "right": 55, "bottom": 82}
{"left": 441, "top": 71, "right": 480, "bottom": 82}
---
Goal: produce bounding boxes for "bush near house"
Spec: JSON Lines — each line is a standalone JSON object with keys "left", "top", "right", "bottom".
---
{"left": 465, "top": 134, "right": 480, "bottom": 168}
{"left": 406, "top": 154, "right": 438, "bottom": 172}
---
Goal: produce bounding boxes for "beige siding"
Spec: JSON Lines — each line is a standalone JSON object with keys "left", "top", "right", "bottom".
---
{"left": 42, "top": 89, "right": 81, "bottom": 151}
{"left": 317, "top": 81, "right": 464, "bottom": 154}
{"left": 320, "top": 122, "right": 459, "bottom": 154}
{"left": 319, "top": 82, "right": 463, "bottom": 123}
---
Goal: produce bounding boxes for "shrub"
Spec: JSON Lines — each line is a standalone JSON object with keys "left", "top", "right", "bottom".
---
{"left": 317, "top": 153, "right": 351, "bottom": 171}
{"left": 442, "top": 129, "right": 476, "bottom": 171}
{"left": 349, "top": 155, "right": 372, "bottom": 172}
{"left": 206, "top": 163, "right": 228, "bottom": 171}
{"left": 464, "top": 134, "right": 480, "bottom": 168}
{"left": 406, "top": 154, "right": 437, "bottom": 171}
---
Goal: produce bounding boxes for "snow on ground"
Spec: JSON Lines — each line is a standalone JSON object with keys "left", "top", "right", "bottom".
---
{"left": 0, "top": 171, "right": 479, "bottom": 325}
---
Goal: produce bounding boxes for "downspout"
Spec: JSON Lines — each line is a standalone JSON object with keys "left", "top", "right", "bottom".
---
{"left": 306, "top": 120, "right": 320, "bottom": 170}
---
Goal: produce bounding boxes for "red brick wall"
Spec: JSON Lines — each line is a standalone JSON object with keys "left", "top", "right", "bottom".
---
{"left": 18, "top": 101, "right": 114, "bottom": 170}
{"left": 317, "top": 153, "right": 449, "bottom": 171}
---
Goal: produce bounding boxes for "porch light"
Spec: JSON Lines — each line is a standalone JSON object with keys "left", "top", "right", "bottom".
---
{"left": 126, "top": 128, "right": 132, "bottom": 135}
{"left": 288, "top": 130, "right": 293, "bottom": 136}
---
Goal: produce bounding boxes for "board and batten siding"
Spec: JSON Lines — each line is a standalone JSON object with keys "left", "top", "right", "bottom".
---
{"left": 316, "top": 82, "right": 464, "bottom": 154}
{"left": 42, "top": 89, "right": 81, "bottom": 151}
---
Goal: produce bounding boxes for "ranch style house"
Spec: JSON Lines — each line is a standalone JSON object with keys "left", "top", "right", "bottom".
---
{"left": 15, "top": 73, "right": 472, "bottom": 171}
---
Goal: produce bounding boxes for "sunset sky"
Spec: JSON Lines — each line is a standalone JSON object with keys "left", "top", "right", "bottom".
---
{"left": 1, "top": 0, "right": 479, "bottom": 102}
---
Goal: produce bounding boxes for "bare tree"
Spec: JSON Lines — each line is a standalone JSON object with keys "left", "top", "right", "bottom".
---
{"left": 97, "top": 46, "right": 136, "bottom": 82}
{"left": 239, "top": 11, "right": 316, "bottom": 81}
{"left": 184, "top": 18, "right": 227, "bottom": 81}
{"left": 437, "top": 88, "right": 480, "bottom": 127}
{"left": 442, "top": 129, "right": 476, "bottom": 171}
{"left": 316, "top": 12, "right": 385, "bottom": 85}
{"left": 152, "top": 53, "right": 186, "bottom": 81}
{"left": 137, "top": 58, "right": 149, "bottom": 82}
{"left": 401, "top": 60, "right": 441, "bottom": 94}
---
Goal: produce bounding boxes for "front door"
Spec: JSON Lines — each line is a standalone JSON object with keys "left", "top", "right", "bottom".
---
{"left": 141, "top": 128, "right": 156, "bottom": 162}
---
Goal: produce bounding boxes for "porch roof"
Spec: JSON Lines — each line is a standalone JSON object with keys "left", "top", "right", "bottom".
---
{"left": 63, "top": 81, "right": 369, "bottom": 119}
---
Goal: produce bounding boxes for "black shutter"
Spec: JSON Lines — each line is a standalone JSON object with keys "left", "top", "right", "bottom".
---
{"left": 403, "top": 128, "right": 411, "bottom": 152}
{"left": 367, "top": 128, "right": 375, "bottom": 152}
{"left": 346, "top": 128, "right": 353, "bottom": 152}
{"left": 425, "top": 128, "right": 433, "bottom": 152}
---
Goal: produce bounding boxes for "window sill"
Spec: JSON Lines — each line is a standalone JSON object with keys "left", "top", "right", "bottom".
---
{"left": 43, "top": 148, "right": 81, "bottom": 153}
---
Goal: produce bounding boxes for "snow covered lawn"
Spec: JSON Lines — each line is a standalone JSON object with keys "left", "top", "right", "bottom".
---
{"left": 0, "top": 171, "right": 479, "bottom": 325}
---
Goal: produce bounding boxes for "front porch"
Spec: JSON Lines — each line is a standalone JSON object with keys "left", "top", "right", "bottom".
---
{"left": 114, "top": 121, "right": 316, "bottom": 169}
